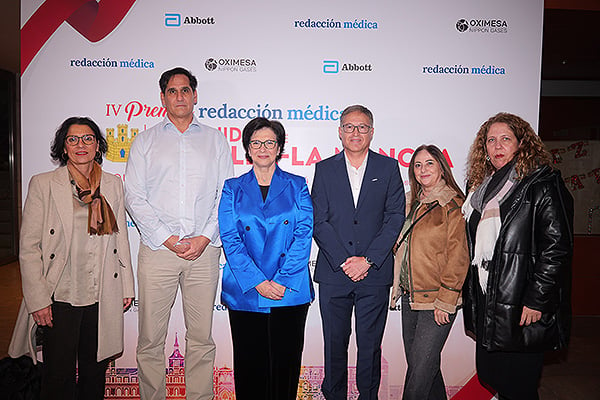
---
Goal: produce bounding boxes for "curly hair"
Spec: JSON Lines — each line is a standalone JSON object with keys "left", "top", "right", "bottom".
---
{"left": 408, "top": 144, "right": 465, "bottom": 207}
{"left": 466, "top": 112, "right": 552, "bottom": 189}
{"left": 50, "top": 117, "right": 107, "bottom": 166}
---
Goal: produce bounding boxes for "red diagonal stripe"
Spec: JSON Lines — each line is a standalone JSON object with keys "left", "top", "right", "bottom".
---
{"left": 21, "top": 0, "right": 136, "bottom": 74}
{"left": 451, "top": 373, "right": 495, "bottom": 399}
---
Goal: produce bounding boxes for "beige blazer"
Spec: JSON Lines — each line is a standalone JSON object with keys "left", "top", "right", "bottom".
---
{"left": 9, "top": 166, "right": 135, "bottom": 363}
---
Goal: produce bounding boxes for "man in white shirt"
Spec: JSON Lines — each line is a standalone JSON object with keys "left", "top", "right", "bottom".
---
{"left": 311, "top": 105, "right": 405, "bottom": 399}
{"left": 125, "top": 67, "right": 233, "bottom": 400}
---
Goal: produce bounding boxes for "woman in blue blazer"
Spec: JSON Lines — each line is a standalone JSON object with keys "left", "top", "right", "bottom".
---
{"left": 219, "top": 117, "right": 314, "bottom": 400}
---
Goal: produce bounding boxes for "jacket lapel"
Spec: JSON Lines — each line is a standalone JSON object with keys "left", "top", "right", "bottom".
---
{"left": 239, "top": 169, "right": 264, "bottom": 208}
{"left": 356, "top": 150, "right": 375, "bottom": 213}
{"left": 263, "top": 166, "right": 289, "bottom": 209}
{"left": 333, "top": 151, "right": 356, "bottom": 211}
{"left": 50, "top": 166, "right": 74, "bottom": 248}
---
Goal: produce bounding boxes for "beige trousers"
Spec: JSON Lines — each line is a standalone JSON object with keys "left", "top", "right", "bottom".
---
{"left": 136, "top": 243, "right": 220, "bottom": 400}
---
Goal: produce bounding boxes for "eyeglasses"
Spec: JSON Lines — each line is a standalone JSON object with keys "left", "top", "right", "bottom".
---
{"left": 65, "top": 134, "right": 96, "bottom": 146}
{"left": 249, "top": 139, "right": 277, "bottom": 149}
{"left": 341, "top": 124, "right": 372, "bottom": 134}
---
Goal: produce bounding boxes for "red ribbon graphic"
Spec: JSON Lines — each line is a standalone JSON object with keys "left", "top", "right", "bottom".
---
{"left": 21, "top": 0, "right": 136, "bottom": 74}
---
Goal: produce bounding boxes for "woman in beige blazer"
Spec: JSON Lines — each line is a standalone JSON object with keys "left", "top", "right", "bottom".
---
{"left": 9, "top": 117, "right": 135, "bottom": 400}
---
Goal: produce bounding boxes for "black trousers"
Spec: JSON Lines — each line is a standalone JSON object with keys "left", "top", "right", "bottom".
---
{"left": 40, "top": 301, "right": 109, "bottom": 400}
{"left": 228, "top": 303, "right": 310, "bottom": 400}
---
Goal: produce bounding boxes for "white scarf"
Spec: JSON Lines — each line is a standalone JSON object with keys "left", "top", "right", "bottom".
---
{"left": 463, "top": 166, "right": 516, "bottom": 293}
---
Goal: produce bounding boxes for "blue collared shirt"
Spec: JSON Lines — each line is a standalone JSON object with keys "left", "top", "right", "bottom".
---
{"left": 125, "top": 116, "right": 233, "bottom": 250}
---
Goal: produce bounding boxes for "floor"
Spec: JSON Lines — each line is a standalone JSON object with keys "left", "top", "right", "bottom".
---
{"left": 1, "top": 261, "right": 598, "bottom": 399}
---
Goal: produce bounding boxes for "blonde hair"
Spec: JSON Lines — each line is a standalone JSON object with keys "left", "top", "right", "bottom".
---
{"left": 466, "top": 112, "right": 552, "bottom": 189}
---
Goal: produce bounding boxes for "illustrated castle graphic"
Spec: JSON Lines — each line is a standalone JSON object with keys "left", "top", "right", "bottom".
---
{"left": 106, "top": 124, "right": 138, "bottom": 163}
{"left": 102, "top": 334, "right": 459, "bottom": 399}
{"left": 103, "top": 333, "right": 235, "bottom": 400}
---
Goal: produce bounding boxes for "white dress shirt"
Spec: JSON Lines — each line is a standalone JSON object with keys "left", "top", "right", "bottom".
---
{"left": 344, "top": 152, "right": 369, "bottom": 207}
{"left": 125, "top": 116, "right": 233, "bottom": 250}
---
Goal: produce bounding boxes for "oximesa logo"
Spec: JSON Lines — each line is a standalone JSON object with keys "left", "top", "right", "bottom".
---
{"left": 204, "top": 58, "right": 257, "bottom": 72}
{"left": 205, "top": 58, "right": 218, "bottom": 71}
{"left": 455, "top": 18, "right": 508, "bottom": 33}
{"left": 456, "top": 19, "right": 469, "bottom": 32}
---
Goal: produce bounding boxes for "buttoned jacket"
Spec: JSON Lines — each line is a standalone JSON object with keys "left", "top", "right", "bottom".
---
{"left": 312, "top": 150, "right": 405, "bottom": 286}
{"left": 219, "top": 166, "right": 314, "bottom": 312}
{"left": 9, "top": 166, "right": 134, "bottom": 362}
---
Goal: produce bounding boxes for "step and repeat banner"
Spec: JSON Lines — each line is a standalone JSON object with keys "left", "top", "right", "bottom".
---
{"left": 21, "top": 0, "right": 544, "bottom": 398}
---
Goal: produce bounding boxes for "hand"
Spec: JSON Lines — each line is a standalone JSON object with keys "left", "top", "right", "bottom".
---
{"left": 163, "top": 235, "right": 190, "bottom": 254}
{"left": 342, "top": 256, "right": 371, "bottom": 282}
{"left": 176, "top": 236, "right": 210, "bottom": 261}
{"left": 520, "top": 306, "right": 542, "bottom": 326}
{"left": 255, "top": 281, "right": 284, "bottom": 300}
{"left": 270, "top": 281, "right": 287, "bottom": 298}
{"left": 123, "top": 297, "right": 133, "bottom": 311}
{"left": 434, "top": 308, "right": 450, "bottom": 325}
{"left": 32, "top": 305, "right": 53, "bottom": 327}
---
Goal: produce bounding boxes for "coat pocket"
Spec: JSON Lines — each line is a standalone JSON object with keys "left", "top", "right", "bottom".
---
{"left": 521, "top": 312, "right": 560, "bottom": 351}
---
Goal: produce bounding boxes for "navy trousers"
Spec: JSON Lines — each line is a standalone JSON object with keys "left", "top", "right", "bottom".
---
{"left": 319, "top": 283, "right": 389, "bottom": 400}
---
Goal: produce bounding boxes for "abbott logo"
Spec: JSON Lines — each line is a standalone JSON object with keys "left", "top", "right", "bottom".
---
{"left": 165, "top": 13, "right": 181, "bottom": 27}
{"left": 323, "top": 60, "right": 339, "bottom": 74}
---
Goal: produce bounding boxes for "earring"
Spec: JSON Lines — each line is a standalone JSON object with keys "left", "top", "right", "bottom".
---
{"left": 62, "top": 153, "right": 68, "bottom": 161}
{"left": 485, "top": 155, "right": 490, "bottom": 161}
{"left": 95, "top": 151, "right": 101, "bottom": 159}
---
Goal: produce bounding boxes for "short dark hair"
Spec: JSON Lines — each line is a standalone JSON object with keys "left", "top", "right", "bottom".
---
{"left": 241, "top": 117, "right": 286, "bottom": 163}
{"left": 51, "top": 117, "right": 107, "bottom": 166}
{"left": 159, "top": 67, "right": 198, "bottom": 93}
{"left": 339, "top": 105, "right": 373, "bottom": 126}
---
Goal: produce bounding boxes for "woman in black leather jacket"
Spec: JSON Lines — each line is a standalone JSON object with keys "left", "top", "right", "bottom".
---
{"left": 462, "top": 112, "right": 573, "bottom": 400}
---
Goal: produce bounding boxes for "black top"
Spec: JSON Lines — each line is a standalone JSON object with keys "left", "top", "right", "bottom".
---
{"left": 259, "top": 185, "right": 269, "bottom": 201}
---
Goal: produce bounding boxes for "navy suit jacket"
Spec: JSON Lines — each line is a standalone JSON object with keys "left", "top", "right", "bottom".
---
{"left": 312, "top": 150, "right": 405, "bottom": 287}
{"left": 219, "top": 166, "right": 314, "bottom": 312}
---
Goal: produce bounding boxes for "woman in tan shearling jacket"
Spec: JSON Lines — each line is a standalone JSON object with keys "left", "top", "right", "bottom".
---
{"left": 390, "top": 145, "right": 469, "bottom": 400}
{"left": 9, "top": 117, "right": 134, "bottom": 400}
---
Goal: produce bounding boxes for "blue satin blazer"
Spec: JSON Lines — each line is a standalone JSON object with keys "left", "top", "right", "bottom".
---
{"left": 219, "top": 166, "right": 314, "bottom": 313}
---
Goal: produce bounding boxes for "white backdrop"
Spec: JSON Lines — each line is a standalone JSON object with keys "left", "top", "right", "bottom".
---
{"left": 21, "top": 0, "right": 544, "bottom": 397}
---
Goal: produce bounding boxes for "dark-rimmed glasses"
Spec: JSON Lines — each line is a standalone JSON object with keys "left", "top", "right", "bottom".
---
{"left": 65, "top": 134, "right": 96, "bottom": 146}
{"left": 249, "top": 139, "right": 277, "bottom": 149}
{"left": 341, "top": 124, "right": 372, "bottom": 134}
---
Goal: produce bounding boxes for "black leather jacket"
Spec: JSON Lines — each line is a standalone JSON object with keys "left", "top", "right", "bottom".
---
{"left": 463, "top": 166, "right": 573, "bottom": 352}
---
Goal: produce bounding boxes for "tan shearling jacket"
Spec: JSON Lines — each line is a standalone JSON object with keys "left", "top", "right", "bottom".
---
{"left": 391, "top": 183, "right": 469, "bottom": 313}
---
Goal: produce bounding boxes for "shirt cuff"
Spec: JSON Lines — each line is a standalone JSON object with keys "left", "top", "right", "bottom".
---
{"left": 148, "top": 226, "right": 173, "bottom": 250}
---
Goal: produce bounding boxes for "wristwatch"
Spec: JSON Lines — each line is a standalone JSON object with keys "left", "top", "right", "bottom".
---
{"left": 364, "top": 257, "right": 375, "bottom": 267}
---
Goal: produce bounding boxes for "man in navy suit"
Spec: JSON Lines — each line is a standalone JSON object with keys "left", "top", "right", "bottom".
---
{"left": 312, "top": 105, "right": 405, "bottom": 399}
